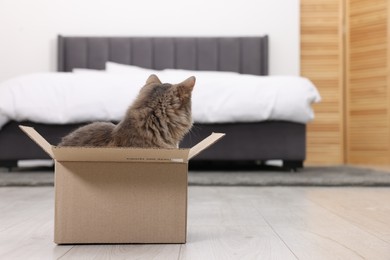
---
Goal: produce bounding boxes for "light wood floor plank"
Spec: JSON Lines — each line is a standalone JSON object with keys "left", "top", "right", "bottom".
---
{"left": 235, "top": 187, "right": 390, "bottom": 260}
{"left": 304, "top": 187, "right": 390, "bottom": 242}
{"left": 60, "top": 244, "right": 180, "bottom": 259}
{"left": 0, "top": 187, "right": 50, "bottom": 209}
{"left": 0, "top": 187, "right": 53, "bottom": 232}
{"left": 0, "top": 188, "right": 72, "bottom": 259}
{"left": 180, "top": 225, "right": 297, "bottom": 260}
{"left": 187, "top": 187, "right": 270, "bottom": 226}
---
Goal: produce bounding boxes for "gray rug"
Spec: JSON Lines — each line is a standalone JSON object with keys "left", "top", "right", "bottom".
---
{"left": 1, "top": 165, "right": 390, "bottom": 187}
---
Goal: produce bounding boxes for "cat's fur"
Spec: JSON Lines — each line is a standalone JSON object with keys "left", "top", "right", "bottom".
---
{"left": 58, "top": 74, "right": 195, "bottom": 148}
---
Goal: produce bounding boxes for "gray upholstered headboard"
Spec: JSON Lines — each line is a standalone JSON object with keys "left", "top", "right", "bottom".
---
{"left": 57, "top": 35, "right": 268, "bottom": 75}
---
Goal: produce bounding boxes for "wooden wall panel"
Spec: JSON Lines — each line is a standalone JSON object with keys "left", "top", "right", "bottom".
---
{"left": 301, "top": 0, "right": 345, "bottom": 164}
{"left": 346, "top": 0, "right": 389, "bottom": 164}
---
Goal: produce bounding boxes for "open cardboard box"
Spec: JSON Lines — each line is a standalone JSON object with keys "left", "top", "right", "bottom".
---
{"left": 20, "top": 125, "right": 224, "bottom": 244}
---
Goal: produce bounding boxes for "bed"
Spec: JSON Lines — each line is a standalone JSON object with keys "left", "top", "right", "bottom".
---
{"left": 0, "top": 35, "right": 316, "bottom": 170}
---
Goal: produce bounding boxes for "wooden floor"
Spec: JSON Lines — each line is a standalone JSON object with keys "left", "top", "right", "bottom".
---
{"left": 0, "top": 186, "right": 390, "bottom": 259}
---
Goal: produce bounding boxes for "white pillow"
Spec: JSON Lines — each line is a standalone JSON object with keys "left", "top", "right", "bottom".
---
{"left": 72, "top": 68, "right": 106, "bottom": 74}
{"left": 106, "top": 62, "right": 159, "bottom": 75}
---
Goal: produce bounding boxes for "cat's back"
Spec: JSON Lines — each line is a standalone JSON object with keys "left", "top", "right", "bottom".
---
{"left": 59, "top": 122, "right": 115, "bottom": 147}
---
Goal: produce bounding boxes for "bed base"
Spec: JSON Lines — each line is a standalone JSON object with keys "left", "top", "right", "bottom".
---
{"left": 0, "top": 121, "right": 305, "bottom": 171}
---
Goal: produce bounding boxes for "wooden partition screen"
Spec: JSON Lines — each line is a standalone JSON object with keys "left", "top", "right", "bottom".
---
{"left": 346, "top": 0, "right": 389, "bottom": 164}
{"left": 302, "top": 0, "right": 390, "bottom": 166}
{"left": 301, "top": 0, "right": 345, "bottom": 165}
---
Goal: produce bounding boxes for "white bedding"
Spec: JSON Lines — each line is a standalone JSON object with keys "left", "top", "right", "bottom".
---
{"left": 0, "top": 66, "right": 321, "bottom": 130}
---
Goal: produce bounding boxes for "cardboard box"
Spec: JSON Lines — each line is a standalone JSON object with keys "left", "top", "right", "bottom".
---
{"left": 20, "top": 125, "right": 224, "bottom": 244}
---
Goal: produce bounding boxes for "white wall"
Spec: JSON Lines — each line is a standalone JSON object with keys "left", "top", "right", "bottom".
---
{"left": 0, "top": 0, "right": 299, "bottom": 82}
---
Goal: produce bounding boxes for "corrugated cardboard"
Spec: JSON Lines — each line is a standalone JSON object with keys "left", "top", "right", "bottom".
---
{"left": 19, "top": 125, "right": 224, "bottom": 244}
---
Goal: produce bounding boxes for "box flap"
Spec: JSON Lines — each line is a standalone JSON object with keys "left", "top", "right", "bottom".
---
{"left": 188, "top": 133, "right": 225, "bottom": 160}
{"left": 52, "top": 147, "right": 189, "bottom": 163}
{"left": 19, "top": 125, "right": 54, "bottom": 158}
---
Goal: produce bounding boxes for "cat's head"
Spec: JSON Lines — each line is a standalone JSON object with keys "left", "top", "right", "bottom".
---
{"left": 133, "top": 74, "right": 196, "bottom": 144}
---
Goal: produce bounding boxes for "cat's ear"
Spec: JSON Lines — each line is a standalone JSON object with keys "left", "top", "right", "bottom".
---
{"left": 179, "top": 76, "right": 196, "bottom": 92}
{"left": 146, "top": 74, "right": 162, "bottom": 85}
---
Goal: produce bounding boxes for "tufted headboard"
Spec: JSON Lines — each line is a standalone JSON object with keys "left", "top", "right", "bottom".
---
{"left": 57, "top": 35, "right": 269, "bottom": 75}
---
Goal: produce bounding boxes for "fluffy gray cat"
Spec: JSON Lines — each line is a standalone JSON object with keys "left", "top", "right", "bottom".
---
{"left": 58, "top": 74, "right": 195, "bottom": 148}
